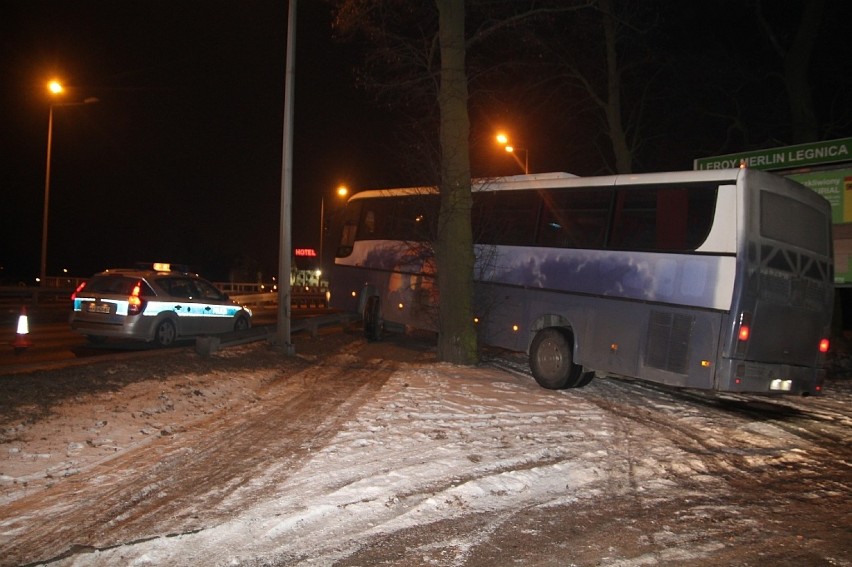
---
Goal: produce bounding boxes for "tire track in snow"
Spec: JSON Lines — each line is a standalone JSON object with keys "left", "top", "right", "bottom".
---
{"left": 1, "top": 346, "right": 397, "bottom": 567}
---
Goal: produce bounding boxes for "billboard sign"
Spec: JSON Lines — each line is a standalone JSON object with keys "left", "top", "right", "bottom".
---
{"left": 694, "top": 137, "right": 852, "bottom": 171}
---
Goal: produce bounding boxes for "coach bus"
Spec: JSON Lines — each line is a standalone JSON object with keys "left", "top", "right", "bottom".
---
{"left": 330, "top": 168, "right": 833, "bottom": 396}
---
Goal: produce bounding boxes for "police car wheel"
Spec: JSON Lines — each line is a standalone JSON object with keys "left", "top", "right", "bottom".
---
{"left": 154, "top": 319, "right": 177, "bottom": 347}
{"left": 234, "top": 316, "right": 250, "bottom": 332}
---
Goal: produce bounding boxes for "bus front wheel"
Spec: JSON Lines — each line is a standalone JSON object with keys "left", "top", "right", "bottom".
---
{"left": 529, "top": 328, "right": 587, "bottom": 389}
{"left": 364, "top": 296, "right": 382, "bottom": 342}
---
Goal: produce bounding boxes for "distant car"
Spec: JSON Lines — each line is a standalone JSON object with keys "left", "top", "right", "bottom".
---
{"left": 70, "top": 264, "right": 252, "bottom": 347}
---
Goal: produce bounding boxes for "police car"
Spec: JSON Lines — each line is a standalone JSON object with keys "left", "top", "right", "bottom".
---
{"left": 70, "top": 263, "right": 252, "bottom": 347}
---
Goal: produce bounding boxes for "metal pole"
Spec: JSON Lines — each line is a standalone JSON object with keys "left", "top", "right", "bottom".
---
{"left": 319, "top": 196, "right": 325, "bottom": 272}
{"left": 508, "top": 150, "right": 525, "bottom": 175}
{"left": 39, "top": 97, "right": 97, "bottom": 286}
{"left": 40, "top": 105, "right": 54, "bottom": 286}
{"left": 277, "top": 0, "right": 297, "bottom": 353}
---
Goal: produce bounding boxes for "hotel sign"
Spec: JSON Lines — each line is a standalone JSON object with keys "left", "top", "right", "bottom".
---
{"left": 694, "top": 137, "right": 852, "bottom": 171}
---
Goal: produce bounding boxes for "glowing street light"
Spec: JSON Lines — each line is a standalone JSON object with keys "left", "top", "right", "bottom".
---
{"left": 319, "top": 185, "right": 350, "bottom": 271}
{"left": 495, "top": 132, "right": 529, "bottom": 174}
{"left": 40, "top": 80, "right": 99, "bottom": 286}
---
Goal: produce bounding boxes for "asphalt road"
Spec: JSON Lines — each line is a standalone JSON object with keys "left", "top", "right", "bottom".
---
{"left": 0, "top": 300, "right": 317, "bottom": 374}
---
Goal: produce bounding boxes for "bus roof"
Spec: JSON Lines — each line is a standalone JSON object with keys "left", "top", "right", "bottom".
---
{"left": 347, "top": 169, "right": 748, "bottom": 201}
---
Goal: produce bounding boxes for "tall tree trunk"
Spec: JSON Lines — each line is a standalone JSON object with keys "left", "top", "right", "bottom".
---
{"left": 435, "top": 0, "right": 478, "bottom": 365}
{"left": 600, "top": 0, "right": 632, "bottom": 174}
{"left": 785, "top": 0, "right": 823, "bottom": 143}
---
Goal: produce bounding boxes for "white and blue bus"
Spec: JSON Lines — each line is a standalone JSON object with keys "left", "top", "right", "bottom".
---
{"left": 330, "top": 168, "right": 833, "bottom": 396}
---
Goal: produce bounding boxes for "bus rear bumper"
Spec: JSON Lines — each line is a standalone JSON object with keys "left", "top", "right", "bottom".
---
{"left": 716, "top": 359, "right": 824, "bottom": 396}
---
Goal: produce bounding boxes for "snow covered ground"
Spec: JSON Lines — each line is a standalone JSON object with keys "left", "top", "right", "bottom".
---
{"left": 130, "top": 362, "right": 615, "bottom": 565}
{"left": 1, "top": 334, "right": 850, "bottom": 566}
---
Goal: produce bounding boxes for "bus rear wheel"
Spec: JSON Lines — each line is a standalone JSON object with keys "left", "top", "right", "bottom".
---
{"left": 364, "top": 296, "right": 382, "bottom": 342}
{"left": 529, "top": 328, "right": 588, "bottom": 389}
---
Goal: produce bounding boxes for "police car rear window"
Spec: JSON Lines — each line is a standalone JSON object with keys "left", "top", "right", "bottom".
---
{"left": 86, "top": 276, "right": 156, "bottom": 297}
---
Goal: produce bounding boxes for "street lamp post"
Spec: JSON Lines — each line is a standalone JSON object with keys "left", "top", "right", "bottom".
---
{"left": 40, "top": 81, "right": 98, "bottom": 286}
{"left": 40, "top": 102, "right": 57, "bottom": 286}
{"left": 495, "top": 132, "right": 529, "bottom": 174}
{"left": 505, "top": 145, "right": 529, "bottom": 174}
{"left": 319, "top": 185, "right": 349, "bottom": 272}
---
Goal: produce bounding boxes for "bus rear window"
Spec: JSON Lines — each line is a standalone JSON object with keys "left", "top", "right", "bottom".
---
{"left": 761, "top": 191, "right": 829, "bottom": 255}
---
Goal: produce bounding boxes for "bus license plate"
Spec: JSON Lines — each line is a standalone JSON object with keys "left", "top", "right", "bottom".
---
{"left": 769, "top": 379, "right": 792, "bottom": 391}
{"left": 87, "top": 303, "right": 112, "bottom": 314}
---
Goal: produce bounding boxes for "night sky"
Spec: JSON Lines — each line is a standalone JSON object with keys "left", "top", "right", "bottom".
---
{"left": 1, "top": 0, "right": 390, "bottom": 283}
{"left": 1, "top": 1, "right": 850, "bottom": 283}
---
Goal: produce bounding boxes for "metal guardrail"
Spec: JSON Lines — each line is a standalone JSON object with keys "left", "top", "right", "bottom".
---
{"left": 0, "top": 281, "right": 327, "bottom": 308}
{"left": 0, "top": 286, "right": 75, "bottom": 305}
{"left": 3, "top": 276, "right": 326, "bottom": 293}
{"left": 195, "top": 311, "right": 359, "bottom": 356}
{"left": 229, "top": 291, "right": 329, "bottom": 309}
{"left": 216, "top": 282, "right": 270, "bottom": 294}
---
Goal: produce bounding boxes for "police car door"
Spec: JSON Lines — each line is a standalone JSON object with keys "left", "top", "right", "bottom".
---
{"left": 165, "top": 277, "right": 204, "bottom": 336}
{"left": 191, "top": 279, "right": 238, "bottom": 334}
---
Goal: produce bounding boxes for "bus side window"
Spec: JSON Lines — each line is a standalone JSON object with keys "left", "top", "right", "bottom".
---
{"left": 684, "top": 187, "right": 718, "bottom": 249}
{"left": 538, "top": 189, "right": 610, "bottom": 249}
{"left": 656, "top": 189, "right": 689, "bottom": 250}
{"left": 339, "top": 222, "right": 357, "bottom": 247}
{"left": 472, "top": 192, "right": 497, "bottom": 244}
{"left": 489, "top": 191, "right": 540, "bottom": 246}
{"left": 356, "top": 204, "right": 385, "bottom": 240}
{"left": 394, "top": 194, "right": 439, "bottom": 242}
{"left": 610, "top": 189, "right": 656, "bottom": 250}
{"left": 609, "top": 184, "right": 718, "bottom": 252}
{"left": 336, "top": 201, "right": 362, "bottom": 257}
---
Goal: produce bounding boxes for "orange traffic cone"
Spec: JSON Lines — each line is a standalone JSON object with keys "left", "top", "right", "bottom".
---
{"left": 12, "top": 306, "right": 31, "bottom": 353}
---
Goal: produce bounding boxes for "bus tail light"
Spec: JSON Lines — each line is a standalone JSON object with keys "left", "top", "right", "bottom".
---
{"left": 735, "top": 312, "right": 752, "bottom": 355}
{"left": 819, "top": 338, "right": 830, "bottom": 353}
{"left": 128, "top": 281, "right": 145, "bottom": 316}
